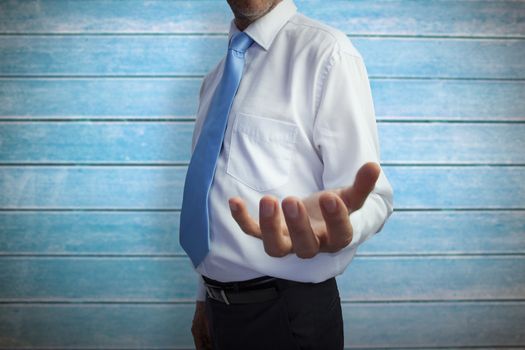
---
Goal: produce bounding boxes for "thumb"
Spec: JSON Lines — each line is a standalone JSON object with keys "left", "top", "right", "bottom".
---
{"left": 341, "top": 162, "right": 380, "bottom": 212}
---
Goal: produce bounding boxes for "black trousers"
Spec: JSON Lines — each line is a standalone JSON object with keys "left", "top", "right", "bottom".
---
{"left": 204, "top": 276, "right": 344, "bottom": 350}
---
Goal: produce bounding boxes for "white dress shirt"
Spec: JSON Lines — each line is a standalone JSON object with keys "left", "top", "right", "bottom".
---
{"left": 190, "top": 0, "right": 394, "bottom": 300}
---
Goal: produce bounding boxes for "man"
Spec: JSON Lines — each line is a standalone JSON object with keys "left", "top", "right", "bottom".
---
{"left": 180, "top": 0, "right": 394, "bottom": 349}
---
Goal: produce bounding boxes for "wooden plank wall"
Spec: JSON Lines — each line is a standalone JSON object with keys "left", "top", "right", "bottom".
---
{"left": 0, "top": 0, "right": 524, "bottom": 348}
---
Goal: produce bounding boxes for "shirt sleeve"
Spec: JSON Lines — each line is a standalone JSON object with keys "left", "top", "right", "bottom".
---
{"left": 312, "top": 48, "right": 394, "bottom": 250}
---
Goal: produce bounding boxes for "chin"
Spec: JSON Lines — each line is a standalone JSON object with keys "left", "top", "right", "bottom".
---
{"left": 227, "top": 0, "right": 278, "bottom": 20}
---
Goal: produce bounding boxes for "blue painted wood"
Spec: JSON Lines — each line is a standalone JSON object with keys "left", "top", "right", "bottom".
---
{"left": 1, "top": 79, "right": 524, "bottom": 120}
{"left": 1, "top": 36, "right": 523, "bottom": 79}
{"left": 354, "top": 38, "right": 525, "bottom": 79}
{"left": 0, "top": 304, "right": 195, "bottom": 348}
{"left": 0, "top": 256, "right": 523, "bottom": 301}
{"left": 372, "top": 80, "right": 525, "bottom": 120}
{"left": 1, "top": 166, "right": 524, "bottom": 209}
{"left": 0, "top": 166, "right": 185, "bottom": 209}
{"left": 0, "top": 212, "right": 184, "bottom": 255}
{"left": 1, "top": 211, "right": 524, "bottom": 255}
{"left": 0, "top": 0, "right": 523, "bottom": 37}
{"left": 1, "top": 122, "right": 523, "bottom": 164}
{"left": 387, "top": 166, "right": 525, "bottom": 209}
{"left": 0, "top": 257, "right": 196, "bottom": 301}
{"left": 339, "top": 256, "right": 525, "bottom": 301}
{"left": 0, "top": 122, "right": 194, "bottom": 163}
{"left": 0, "top": 302, "right": 524, "bottom": 348}
{"left": 378, "top": 123, "right": 525, "bottom": 164}
{"left": 1, "top": 0, "right": 524, "bottom": 348}
{"left": 0, "top": 78, "right": 200, "bottom": 118}
{"left": 343, "top": 302, "right": 525, "bottom": 348}
{"left": 360, "top": 211, "right": 525, "bottom": 255}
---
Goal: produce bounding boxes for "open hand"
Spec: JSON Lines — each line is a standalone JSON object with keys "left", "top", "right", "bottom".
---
{"left": 228, "top": 162, "right": 380, "bottom": 258}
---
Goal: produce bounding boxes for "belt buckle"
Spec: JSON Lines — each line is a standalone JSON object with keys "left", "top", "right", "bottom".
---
{"left": 206, "top": 285, "right": 231, "bottom": 305}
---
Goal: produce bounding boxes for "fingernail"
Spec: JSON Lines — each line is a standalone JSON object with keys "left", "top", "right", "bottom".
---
{"left": 261, "top": 201, "right": 274, "bottom": 218}
{"left": 322, "top": 197, "right": 337, "bottom": 214}
{"left": 283, "top": 201, "right": 298, "bottom": 218}
{"left": 229, "top": 201, "right": 238, "bottom": 212}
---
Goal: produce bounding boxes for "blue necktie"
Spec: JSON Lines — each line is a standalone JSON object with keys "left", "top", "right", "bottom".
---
{"left": 180, "top": 32, "right": 255, "bottom": 267}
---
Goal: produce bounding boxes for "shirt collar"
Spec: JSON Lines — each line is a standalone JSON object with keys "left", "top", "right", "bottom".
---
{"left": 228, "top": 0, "right": 297, "bottom": 51}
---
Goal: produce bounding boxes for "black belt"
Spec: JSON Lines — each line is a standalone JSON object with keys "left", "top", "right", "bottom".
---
{"left": 203, "top": 275, "right": 333, "bottom": 305}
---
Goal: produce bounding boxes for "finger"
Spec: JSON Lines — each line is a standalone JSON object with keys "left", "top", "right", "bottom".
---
{"left": 259, "top": 196, "right": 293, "bottom": 257}
{"left": 340, "top": 162, "right": 381, "bottom": 212}
{"left": 319, "top": 192, "right": 353, "bottom": 251}
{"left": 282, "top": 196, "right": 320, "bottom": 258}
{"left": 228, "top": 197, "right": 262, "bottom": 238}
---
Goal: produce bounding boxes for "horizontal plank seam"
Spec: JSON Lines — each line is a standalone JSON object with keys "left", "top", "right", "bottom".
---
{"left": 0, "top": 162, "right": 192, "bottom": 166}
{"left": 382, "top": 163, "right": 525, "bottom": 166}
{"left": 0, "top": 75, "right": 524, "bottom": 81}
{"left": 344, "top": 343, "right": 525, "bottom": 350}
{"left": 1, "top": 348, "right": 524, "bottom": 350}
{"left": 0, "top": 163, "right": 524, "bottom": 167}
{"left": 1, "top": 164, "right": 525, "bottom": 167}
{"left": 1, "top": 118, "right": 525, "bottom": 123}
{"left": 0, "top": 348, "right": 194, "bottom": 350}
{"left": 0, "top": 118, "right": 203, "bottom": 122}
{"left": 0, "top": 348, "right": 198, "bottom": 350}
{"left": 395, "top": 208, "right": 525, "bottom": 211}
{"left": 341, "top": 348, "right": 525, "bottom": 350}
{"left": 0, "top": 32, "right": 524, "bottom": 40}
{"left": 378, "top": 119, "right": 525, "bottom": 123}
{"left": 0, "top": 300, "right": 525, "bottom": 305}
{"left": 0, "top": 253, "right": 524, "bottom": 258}
{"left": 0, "top": 116, "right": 525, "bottom": 126}
{"left": 0, "top": 208, "right": 181, "bottom": 212}
{"left": 1, "top": 208, "right": 524, "bottom": 212}
{"left": 344, "top": 347, "right": 525, "bottom": 350}
{"left": 0, "top": 348, "right": 519, "bottom": 350}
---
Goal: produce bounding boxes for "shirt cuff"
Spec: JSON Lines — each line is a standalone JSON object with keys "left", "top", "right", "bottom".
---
{"left": 346, "top": 209, "right": 364, "bottom": 250}
{"left": 196, "top": 275, "right": 207, "bottom": 301}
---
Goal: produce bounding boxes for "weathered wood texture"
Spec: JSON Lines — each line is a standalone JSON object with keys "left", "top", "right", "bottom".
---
{"left": 1, "top": 256, "right": 524, "bottom": 301}
{"left": 1, "top": 211, "right": 524, "bottom": 255}
{"left": 1, "top": 122, "right": 524, "bottom": 164}
{"left": 0, "top": 0, "right": 524, "bottom": 349}
{"left": 1, "top": 37, "right": 524, "bottom": 79}
{"left": 1, "top": 303, "right": 524, "bottom": 348}
{"left": 1, "top": 79, "right": 524, "bottom": 120}
{"left": 1, "top": 166, "right": 524, "bottom": 209}
{"left": 1, "top": 0, "right": 523, "bottom": 37}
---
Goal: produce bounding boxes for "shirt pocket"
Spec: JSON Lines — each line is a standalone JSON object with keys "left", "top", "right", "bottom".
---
{"left": 226, "top": 113, "right": 298, "bottom": 192}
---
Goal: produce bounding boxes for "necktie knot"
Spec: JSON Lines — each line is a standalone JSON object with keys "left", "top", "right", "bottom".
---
{"left": 229, "top": 32, "right": 254, "bottom": 54}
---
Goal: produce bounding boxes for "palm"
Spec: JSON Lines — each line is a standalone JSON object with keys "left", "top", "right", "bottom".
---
{"left": 228, "top": 162, "right": 380, "bottom": 258}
